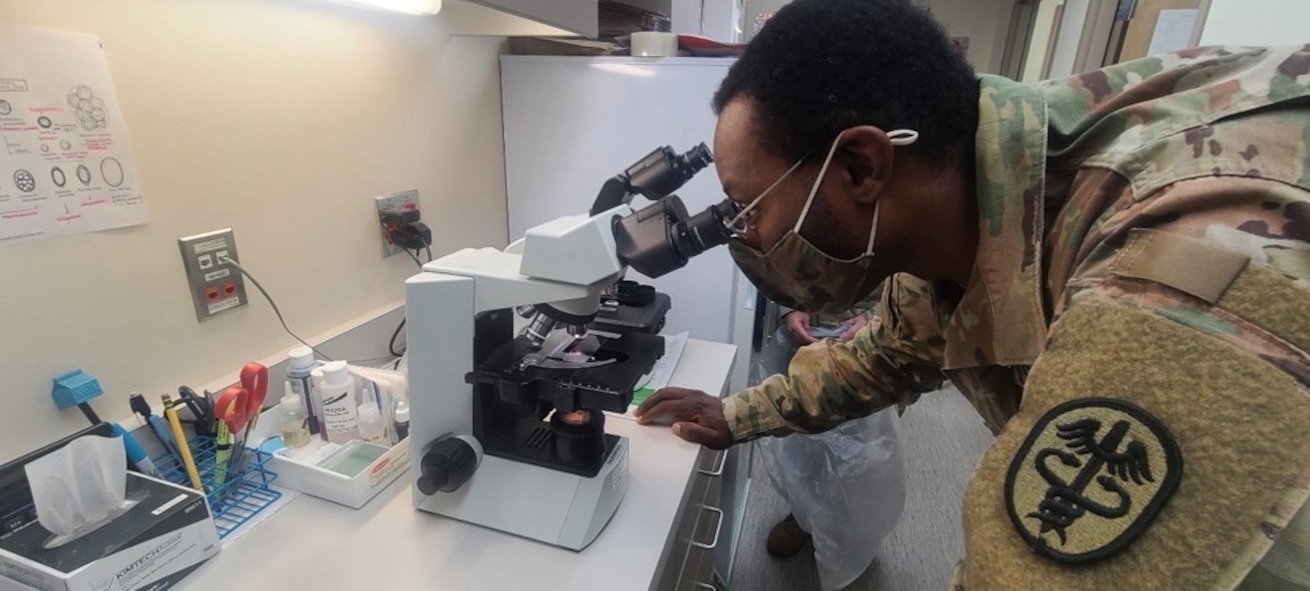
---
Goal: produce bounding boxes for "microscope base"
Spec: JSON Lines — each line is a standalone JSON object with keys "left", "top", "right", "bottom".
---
{"left": 413, "top": 436, "right": 629, "bottom": 551}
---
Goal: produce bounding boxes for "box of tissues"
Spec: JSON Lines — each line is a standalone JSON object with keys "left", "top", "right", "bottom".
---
{"left": 0, "top": 429, "right": 219, "bottom": 591}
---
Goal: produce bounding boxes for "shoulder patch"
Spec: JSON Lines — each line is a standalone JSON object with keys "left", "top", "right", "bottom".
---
{"left": 1005, "top": 398, "right": 1183, "bottom": 565}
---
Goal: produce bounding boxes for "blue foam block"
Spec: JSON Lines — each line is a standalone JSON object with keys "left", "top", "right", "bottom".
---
{"left": 51, "top": 369, "right": 103, "bottom": 409}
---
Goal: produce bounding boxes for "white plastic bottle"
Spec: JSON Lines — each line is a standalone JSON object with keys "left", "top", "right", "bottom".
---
{"left": 357, "top": 398, "right": 387, "bottom": 445}
{"left": 286, "top": 346, "right": 320, "bottom": 436}
{"left": 393, "top": 397, "right": 410, "bottom": 443}
{"left": 279, "top": 382, "right": 311, "bottom": 449}
{"left": 310, "top": 367, "right": 328, "bottom": 441}
{"left": 319, "top": 361, "right": 360, "bottom": 444}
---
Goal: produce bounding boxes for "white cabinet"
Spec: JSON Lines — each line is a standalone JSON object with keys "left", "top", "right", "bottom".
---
{"left": 447, "top": 0, "right": 739, "bottom": 40}
{"left": 462, "top": 0, "right": 599, "bottom": 36}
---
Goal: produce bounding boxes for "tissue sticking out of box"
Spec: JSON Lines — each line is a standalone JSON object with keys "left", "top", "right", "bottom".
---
{"left": 24, "top": 435, "right": 137, "bottom": 548}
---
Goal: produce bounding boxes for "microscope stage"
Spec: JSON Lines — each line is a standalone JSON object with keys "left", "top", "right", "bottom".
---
{"left": 472, "top": 331, "right": 665, "bottom": 413}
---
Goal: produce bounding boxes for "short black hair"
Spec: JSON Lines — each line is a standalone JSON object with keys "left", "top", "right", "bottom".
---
{"left": 714, "top": 0, "right": 979, "bottom": 163}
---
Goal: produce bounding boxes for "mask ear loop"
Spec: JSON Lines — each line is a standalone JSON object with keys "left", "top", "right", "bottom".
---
{"left": 887, "top": 129, "right": 920, "bottom": 146}
{"left": 864, "top": 129, "right": 916, "bottom": 254}
{"left": 792, "top": 128, "right": 921, "bottom": 236}
{"left": 794, "top": 130, "right": 849, "bottom": 233}
{"left": 727, "top": 157, "right": 806, "bottom": 231}
{"left": 864, "top": 202, "right": 880, "bottom": 256}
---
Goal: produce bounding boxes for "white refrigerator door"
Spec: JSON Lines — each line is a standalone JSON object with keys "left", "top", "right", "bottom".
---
{"left": 501, "top": 56, "right": 738, "bottom": 344}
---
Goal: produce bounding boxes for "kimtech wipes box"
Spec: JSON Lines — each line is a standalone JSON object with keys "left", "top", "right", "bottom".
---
{"left": 0, "top": 441, "right": 219, "bottom": 591}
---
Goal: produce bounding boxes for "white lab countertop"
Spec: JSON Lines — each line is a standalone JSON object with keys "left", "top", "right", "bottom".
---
{"left": 183, "top": 338, "right": 737, "bottom": 590}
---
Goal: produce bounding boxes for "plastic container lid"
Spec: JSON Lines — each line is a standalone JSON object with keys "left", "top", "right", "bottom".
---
{"left": 395, "top": 399, "right": 410, "bottom": 423}
{"left": 322, "top": 360, "right": 350, "bottom": 385}
{"left": 288, "top": 346, "right": 315, "bottom": 369}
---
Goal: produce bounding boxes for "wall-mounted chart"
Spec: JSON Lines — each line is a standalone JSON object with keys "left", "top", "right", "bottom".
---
{"left": 0, "top": 25, "right": 147, "bottom": 246}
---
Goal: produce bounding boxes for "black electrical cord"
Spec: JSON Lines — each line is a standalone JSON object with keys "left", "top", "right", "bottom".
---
{"left": 388, "top": 247, "right": 428, "bottom": 359}
{"left": 389, "top": 318, "right": 407, "bottom": 358}
{"left": 402, "top": 247, "right": 423, "bottom": 268}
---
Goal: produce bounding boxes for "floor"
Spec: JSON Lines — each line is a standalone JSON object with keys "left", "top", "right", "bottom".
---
{"left": 728, "top": 386, "right": 995, "bottom": 591}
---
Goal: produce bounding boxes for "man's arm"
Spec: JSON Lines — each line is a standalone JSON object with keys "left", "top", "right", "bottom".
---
{"left": 722, "top": 273, "right": 947, "bottom": 441}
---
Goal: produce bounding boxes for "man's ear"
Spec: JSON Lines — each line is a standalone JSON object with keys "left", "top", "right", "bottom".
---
{"left": 837, "top": 125, "right": 894, "bottom": 206}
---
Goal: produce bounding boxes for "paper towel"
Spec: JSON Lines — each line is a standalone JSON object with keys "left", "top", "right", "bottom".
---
{"left": 24, "top": 435, "right": 133, "bottom": 547}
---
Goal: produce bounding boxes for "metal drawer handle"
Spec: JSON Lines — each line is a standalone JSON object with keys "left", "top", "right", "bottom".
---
{"left": 697, "top": 450, "right": 726, "bottom": 477}
{"left": 690, "top": 505, "right": 724, "bottom": 550}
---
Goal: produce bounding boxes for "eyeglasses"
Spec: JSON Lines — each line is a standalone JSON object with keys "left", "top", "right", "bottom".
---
{"left": 721, "top": 129, "right": 919, "bottom": 240}
{"left": 723, "top": 157, "right": 808, "bottom": 239}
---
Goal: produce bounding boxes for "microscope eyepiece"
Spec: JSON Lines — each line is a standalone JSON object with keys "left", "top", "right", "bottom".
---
{"left": 674, "top": 199, "right": 734, "bottom": 259}
{"left": 674, "top": 143, "right": 714, "bottom": 179}
{"left": 624, "top": 143, "right": 714, "bottom": 200}
{"left": 613, "top": 196, "right": 735, "bottom": 278}
{"left": 606, "top": 142, "right": 728, "bottom": 278}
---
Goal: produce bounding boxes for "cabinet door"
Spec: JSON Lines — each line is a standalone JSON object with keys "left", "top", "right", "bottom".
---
{"left": 468, "top": 0, "right": 598, "bottom": 37}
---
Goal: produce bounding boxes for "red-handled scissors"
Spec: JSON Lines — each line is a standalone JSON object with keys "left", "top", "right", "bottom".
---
{"left": 217, "top": 363, "right": 269, "bottom": 433}
{"left": 215, "top": 363, "right": 268, "bottom": 486}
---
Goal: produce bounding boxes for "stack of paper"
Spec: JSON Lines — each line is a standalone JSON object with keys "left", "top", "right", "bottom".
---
{"left": 616, "top": 332, "right": 688, "bottom": 419}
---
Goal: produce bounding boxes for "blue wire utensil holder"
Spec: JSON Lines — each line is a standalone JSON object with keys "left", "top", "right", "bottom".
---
{"left": 150, "top": 437, "right": 281, "bottom": 539}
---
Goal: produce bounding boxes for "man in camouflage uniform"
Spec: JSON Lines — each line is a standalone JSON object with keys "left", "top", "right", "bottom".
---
{"left": 634, "top": 0, "right": 1310, "bottom": 588}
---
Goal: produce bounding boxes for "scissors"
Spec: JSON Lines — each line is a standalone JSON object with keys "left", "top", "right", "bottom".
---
{"left": 177, "top": 386, "right": 215, "bottom": 436}
{"left": 214, "top": 363, "right": 268, "bottom": 486}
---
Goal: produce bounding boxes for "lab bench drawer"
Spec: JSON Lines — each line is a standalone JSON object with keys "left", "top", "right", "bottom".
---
{"left": 653, "top": 447, "right": 727, "bottom": 591}
{"left": 685, "top": 475, "right": 725, "bottom": 591}
{"left": 675, "top": 495, "right": 725, "bottom": 591}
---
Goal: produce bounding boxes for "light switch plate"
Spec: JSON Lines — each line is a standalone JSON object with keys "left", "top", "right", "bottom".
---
{"left": 375, "top": 190, "right": 421, "bottom": 258}
{"left": 178, "top": 228, "right": 248, "bottom": 322}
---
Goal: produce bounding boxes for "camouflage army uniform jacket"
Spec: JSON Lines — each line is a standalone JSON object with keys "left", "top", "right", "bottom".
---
{"left": 778, "top": 286, "right": 882, "bottom": 330}
{"left": 724, "top": 46, "right": 1310, "bottom": 588}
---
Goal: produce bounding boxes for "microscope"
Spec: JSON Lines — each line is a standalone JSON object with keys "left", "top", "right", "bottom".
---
{"left": 405, "top": 143, "right": 733, "bottom": 550}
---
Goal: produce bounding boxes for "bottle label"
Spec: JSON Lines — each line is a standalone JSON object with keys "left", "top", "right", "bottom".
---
{"left": 322, "top": 392, "right": 357, "bottom": 432}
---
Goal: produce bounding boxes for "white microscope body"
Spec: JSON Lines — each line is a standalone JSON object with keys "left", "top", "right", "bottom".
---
{"left": 406, "top": 206, "right": 637, "bottom": 551}
{"left": 405, "top": 142, "right": 722, "bottom": 551}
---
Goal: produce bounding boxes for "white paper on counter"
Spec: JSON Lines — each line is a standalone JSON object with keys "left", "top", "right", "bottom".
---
{"left": 613, "top": 331, "right": 688, "bottom": 420}
{"left": 0, "top": 25, "right": 147, "bottom": 247}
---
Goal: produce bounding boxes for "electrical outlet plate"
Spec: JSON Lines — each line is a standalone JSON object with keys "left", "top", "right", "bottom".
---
{"left": 178, "top": 228, "right": 248, "bottom": 322}
{"left": 375, "top": 190, "right": 421, "bottom": 258}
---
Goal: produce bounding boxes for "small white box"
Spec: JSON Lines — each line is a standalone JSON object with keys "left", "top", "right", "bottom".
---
{"left": 0, "top": 474, "right": 219, "bottom": 591}
{"left": 253, "top": 403, "right": 410, "bottom": 509}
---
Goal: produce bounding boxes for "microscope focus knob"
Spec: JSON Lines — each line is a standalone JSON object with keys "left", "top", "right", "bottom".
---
{"left": 417, "top": 435, "right": 483, "bottom": 495}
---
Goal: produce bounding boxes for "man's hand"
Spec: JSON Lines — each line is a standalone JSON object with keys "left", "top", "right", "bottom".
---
{"left": 633, "top": 387, "right": 733, "bottom": 450}
{"left": 785, "top": 311, "right": 818, "bottom": 345}
{"left": 840, "top": 315, "right": 869, "bottom": 342}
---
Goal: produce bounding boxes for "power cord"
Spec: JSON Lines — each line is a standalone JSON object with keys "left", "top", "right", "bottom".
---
{"left": 388, "top": 247, "right": 429, "bottom": 358}
{"left": 223, "top": 220, "right": 429, "bottom": 366}
{"left": 402, "top": 248, "right": 423, "bottom": 268}
{"left": 224, "top": 258, "right": 335, "bottom": 361}
{"left": 389, "top": 318, "right": 407, "bottom": 358}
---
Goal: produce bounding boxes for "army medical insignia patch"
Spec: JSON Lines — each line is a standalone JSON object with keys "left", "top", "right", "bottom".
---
{"left": 1005, "top": 398, "right": 1182, "bottom": 565}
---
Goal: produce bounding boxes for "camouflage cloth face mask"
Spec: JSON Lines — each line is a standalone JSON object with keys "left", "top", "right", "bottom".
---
{"left": 726, "top": 129, "right": 918, "bottom": 316}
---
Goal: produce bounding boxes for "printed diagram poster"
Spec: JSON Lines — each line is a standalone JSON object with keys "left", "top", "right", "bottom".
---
{"left": 0, "top": 25, "right": 147, "bottom": 247}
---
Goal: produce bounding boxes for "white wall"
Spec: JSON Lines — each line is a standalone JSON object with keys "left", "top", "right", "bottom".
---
{"left": 1022, "top": 0, "right": 1065, "bottom": 81}
{"left": 1200, "top": 0, "right": 1310, "bottom": 46}
{"left": 925, "top": 0, "right": 1016, "bottom": 74}
{"left": 737, "top": 0, "right": 1015, "bottom": 73}
{"left": 1046, "top": 0, "right": 1091, "bottom": 79}
{"left": 671, "top": 0, "right": 742, "bottom": 41}
{"left": 739, "top": 0, "right": 789, "bottom": 41}
{"left": 0, "top": 0, "right": 510, "bottom": 458}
